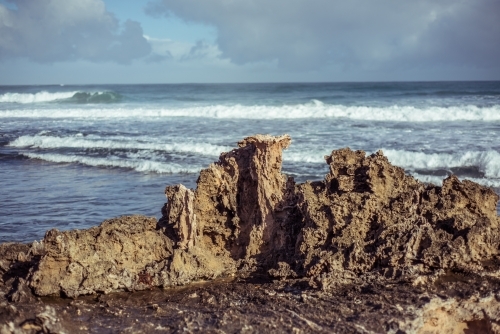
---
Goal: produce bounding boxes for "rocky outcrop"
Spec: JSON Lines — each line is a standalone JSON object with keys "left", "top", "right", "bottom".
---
{"left": 18, "top": 134, "right": 499, "bottom": 299}
{"left": 1, "top": 134, "right": 500, "bottom": 333}
{"left": 29, "top": 216, "right": 173, "bottom": 297}
{"left": 161, "top": 134, "right": 500, "bottom": 288}
{"left": 163, "top": 134, "right": 300, "bottom": 271}
{"left": 297, "top": 148, "right": 500, "bottom": 288}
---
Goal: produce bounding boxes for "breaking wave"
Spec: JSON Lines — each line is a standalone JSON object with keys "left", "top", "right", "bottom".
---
{"left": 0, "top": 92, "right": 78, "bottom": 104}
{"left": 409, "top": 172, "right": 500, "bottom": 188}
{"left": 66, "top": 91, "right": 122, "bottom": 104}
{"left": 9, "top": 135, "right": 231, "bottom": 157}
{"left": 0, "top": 91, "right": 122, "bottom": 104}
{"left": 1, "top": 101, "right": 499, "bottom": 121}
{"left": 22, "top": 152, "right": 203, "bottom": 174}
{"left": 284, "top": 148, "right": 500, "bottom": 184}
{"left": 383, "top": 149, "right": 500, "bottom": 179}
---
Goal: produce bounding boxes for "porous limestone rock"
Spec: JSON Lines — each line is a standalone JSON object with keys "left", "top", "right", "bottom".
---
{"left": 296, "top": 148, "right": 500, "bottom": 287}
{"left": 22, "top": 134, "right": 500, "bottom": 310}
{"left": 29, "top": 216, "right": 173, "bottom": 297}
{"left": 163, "top": 134, "right": 300, "bottom": 274}
{"left": 396, "top": 292, "right": 500, "bottom": 334}
{"left": 162, "top": 134, "right": 500, "bottom": 291}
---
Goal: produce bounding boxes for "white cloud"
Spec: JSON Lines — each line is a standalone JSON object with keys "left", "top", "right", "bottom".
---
{"left": 0, "top": 0, "right": 151, "bottom": 63}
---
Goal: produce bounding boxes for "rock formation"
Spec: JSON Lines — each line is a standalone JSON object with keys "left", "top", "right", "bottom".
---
{"left": 30, "top": 216, "right": 173, "bottom": 297}
{"left": 17, "top": 134, "right": 500, "bottom": 296}
{"left": 1, "top": 134, "right": 500, "bottom": 333}
{"left": 297, "top": 148, "right": 500, "bottom": 289}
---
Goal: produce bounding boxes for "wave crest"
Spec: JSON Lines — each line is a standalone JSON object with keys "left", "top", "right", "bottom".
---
{"left": 1, "top": 102, "right": 499, "bottom": 121}
{"left": 284, "top": 148, "right": 500, "bottom": 180}
{"left": 383, "top": 149, "right": 500, "bottom": 179}
{"left": 67, "top": 91, "right": 122, "bottom": 104}
{"left": 0, "top": 91, "right": 78, "bottom": 104}
{"left": 0, "top": 91, "right": 122, "bottom": 104}
{"left": 8, "top": 135, "right": 231, "bottom": 157}
{"left": 22, "top": 152, "right": 203, "bottom": 174}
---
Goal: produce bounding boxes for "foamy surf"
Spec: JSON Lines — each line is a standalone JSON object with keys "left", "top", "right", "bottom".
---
{"left": 409, "top": 172, "right": 500, "bottom": 189}
{"left": 0, "top": 91, "right": 78, "bottom": 104}
{"left": 285, "top": 149, "right": 500, "bottom": 178}
{"left": 1, "top": 102, "right": 500, "bottom": 121}
{"left": 9, "top": 135, "right": 232, "bottom": 157}
{"left": 384, "top": 149, "right": 500, "bottom": 179}
{"left": 22, "top": 152, "right": 203, "bottom": 174}
{"left": 0, "top": 91, "right": 121, "bottom": 104}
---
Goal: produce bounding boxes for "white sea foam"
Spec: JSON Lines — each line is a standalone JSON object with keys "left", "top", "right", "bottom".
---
{"left": 284, "top": 151, "right": 327, "bottom": 163}
{"left": 384, "top": 149, "right": 500, "bottom": 179}
{"left": 22, "top": 152, "right": 203, "bottom": 174}
{"left": 284, "top": 148, "right": 500, "bottom": 181}
{"left": 409, "top": 173, "right": 500, "bottom": 189}
{"left": 9, "top": 135, "right": 231, "bottom": 157}
{"left": 1, "top": 102, "right": 500, "bottom": 121}
{"left": 0, "top": 91, "right": 78, "bottom": 104}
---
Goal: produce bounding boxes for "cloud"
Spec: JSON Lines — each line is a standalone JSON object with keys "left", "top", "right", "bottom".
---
{"left": 181, "top": 40, "right": 220, "bottom": 61}
{"left": 144, "top": 35, "right": 222, "bottom": 64}
{"left": 0, "top": 0, "right": 151, "bottom": 63}
{"left": 145, "top": 0, "right": 500, "bottom": 73}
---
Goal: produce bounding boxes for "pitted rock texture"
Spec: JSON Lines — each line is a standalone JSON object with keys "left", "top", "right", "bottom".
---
{"left": 1, "top": 134, "right": 500, "bottom": 333}
{"left": 29, "top": 216, "right": 173, "bottom": 297}
{"left": 162, "top": 134, "right": 500, "bottom": 287}
{"left": 296, "top": 148, "right": 500, "bottom": 288}
{"left": 23, "top": 134, "right": 500, "bottom": 299}
{"left": 164, "top": 134, "right": 301, "bottom": 273}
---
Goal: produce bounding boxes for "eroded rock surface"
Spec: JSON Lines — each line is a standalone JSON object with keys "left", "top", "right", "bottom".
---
{"left": 163, "top": 134, "right": 300, "bottom": 274}
{"left": 161, "top": 134, "right": 500, "bottom": 288}
{"left": 30, "top": 216, "right": 173, "bottom": 297}
{"left": 297, "top": 148, "right": 500, "bottom": 288}
{"left": 1, "top": 134, "right": 500, "bottom": 333}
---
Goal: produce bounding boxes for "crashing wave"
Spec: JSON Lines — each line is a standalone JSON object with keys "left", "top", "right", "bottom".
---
{"left": 0, "top": 91, "right": 122, "bottom": 104}
{"left": 1, "top": 101, "right": 499, "bottom": 121}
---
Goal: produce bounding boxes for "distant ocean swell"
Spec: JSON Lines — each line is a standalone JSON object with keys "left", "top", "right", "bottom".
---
{"left": 1, "top": 101, "right": 500, "bottom": 121}
{"left": 0, "top": 91, "right": 122, "bottom": 104}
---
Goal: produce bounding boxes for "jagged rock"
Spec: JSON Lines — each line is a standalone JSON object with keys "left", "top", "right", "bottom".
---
{"left": 163, "top": 134, "right": 299, "bottom": 278}
{"left": 1, "top": 134, "right": 500, "bottom": 332}
{"left": 297, "top": 148, "right": 500, "bottom": 284}
{"left": 29, "top": 216, "right": 173, "bottom": 297}
{"left": 14, "top": 134, "right": 500, "bottom": 302}
{"left": 160, "top": 135, "right": 500, "bottom": 293}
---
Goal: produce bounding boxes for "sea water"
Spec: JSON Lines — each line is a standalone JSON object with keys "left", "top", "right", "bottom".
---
{"left": 1, "top": 82, "right": 499, "bottom": 243}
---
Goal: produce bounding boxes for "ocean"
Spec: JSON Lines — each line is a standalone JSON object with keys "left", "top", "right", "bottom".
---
{"left": 1, "top": 82, "right": 499, "bottom": 243}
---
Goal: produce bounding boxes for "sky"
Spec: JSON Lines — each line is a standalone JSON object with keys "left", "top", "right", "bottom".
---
{"left": 0, "top": 0, "right": 499, "bottom": 84}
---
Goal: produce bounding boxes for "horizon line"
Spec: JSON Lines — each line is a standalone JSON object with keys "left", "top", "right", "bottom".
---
{"left": 1, "top": 79, "right": 500, "bottom": 87}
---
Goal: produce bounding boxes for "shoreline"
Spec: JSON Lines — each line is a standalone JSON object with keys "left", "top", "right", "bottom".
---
{"left": 1, "top": 134, "right": 500, "bottom": 333}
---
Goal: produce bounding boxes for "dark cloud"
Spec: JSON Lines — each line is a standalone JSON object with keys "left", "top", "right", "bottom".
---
{"left": 0, "top": 0, "right": 152, "bottom": 63}
{"left": 146, "top": 0, "right": 500, "bottom": 74}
